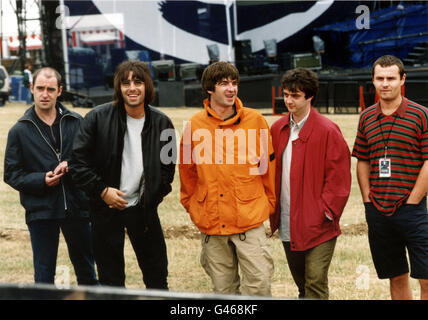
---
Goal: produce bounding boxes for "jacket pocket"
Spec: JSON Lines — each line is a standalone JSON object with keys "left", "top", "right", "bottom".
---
{"left": 189, "top": 186, "right": 211, "bottom": 229}
{"left": 235, "top": 182, "right": 266, "bottom": 227}
{"left": 21, "top": 191, "right": 54, "bottom": 213}
{"left": 315, "top": 199, "right": 332, "bottom": 222}
{"left": 196, "top": 186, "right": 207, "bottom": 202}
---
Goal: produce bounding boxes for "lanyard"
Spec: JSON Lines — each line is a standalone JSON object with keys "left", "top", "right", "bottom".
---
{"left": 378, "top": 114, "right": 398, "bottom": 158}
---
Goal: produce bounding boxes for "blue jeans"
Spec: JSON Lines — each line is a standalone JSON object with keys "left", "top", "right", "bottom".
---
{"left": 27, "top": 218, "right": 98, "bottom": 285}
{"left": 24, "top": 87, "right": 32, "bottom": 105}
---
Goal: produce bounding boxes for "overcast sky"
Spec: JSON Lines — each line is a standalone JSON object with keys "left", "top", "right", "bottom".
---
{"left": 1, "top": 0, "right": 41, "bottom": 37}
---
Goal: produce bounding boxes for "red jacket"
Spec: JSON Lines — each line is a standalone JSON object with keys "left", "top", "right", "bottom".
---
{"left": 269, "top": 108, "right": 351, "bottom": 251}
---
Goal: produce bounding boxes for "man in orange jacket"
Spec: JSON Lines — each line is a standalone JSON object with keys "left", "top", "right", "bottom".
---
{"left": 179, "top": 62, "right": 276, "bottom": 296}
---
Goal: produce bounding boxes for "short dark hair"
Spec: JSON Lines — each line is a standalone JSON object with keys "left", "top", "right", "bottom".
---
{"left": 281, "top": 68, "right": 318, "bottom": 106}
{"left": 372, "top": 55, "right": 405, "bottom": 79}
{"left": 201, "top": 61, "right": 240, "bottom": 96}
{"left": 32, "top": 67, "right": 62, "bottom": 87}
{"left": 113, "top": 60, "right": 154, "bottom": 107}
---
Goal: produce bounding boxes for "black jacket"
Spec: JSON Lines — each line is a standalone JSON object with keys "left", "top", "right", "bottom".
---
{"left": 69, "top": 102, "right": 176, "bottom": 223}
{"left": 3, "top": 103, "right": 90, "bottom": 224}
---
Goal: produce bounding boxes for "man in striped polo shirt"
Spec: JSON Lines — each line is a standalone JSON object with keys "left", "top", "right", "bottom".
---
{"left": 353, "top": 55, "right": 428, "bottom": 300}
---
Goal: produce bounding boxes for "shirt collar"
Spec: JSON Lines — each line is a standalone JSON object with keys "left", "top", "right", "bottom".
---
{"left": 32, "top": 104, "right": 62, "bottom": 127}
{"left": 204, "top": 97, "right": 243, "bottom": 125}
{"left": 374, "top": 97, "right": 408, "bottom": 118}
{"left": 290, "top": 108, "right": 311, "bottom": 129}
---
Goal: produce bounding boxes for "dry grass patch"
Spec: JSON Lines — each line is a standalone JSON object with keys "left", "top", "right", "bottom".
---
{"left": 0, "top": 101, "right": 405, "bottom": 299}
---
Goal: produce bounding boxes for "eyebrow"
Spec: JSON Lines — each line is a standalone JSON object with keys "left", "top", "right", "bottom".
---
{"left": 374, "top": 75, "right": 399, "bottom": 79}
{"left": 35, "top": 85, "right": 57, "bottom": 90}
{"left": 121, "top": 78, "right": 143, "bottom": 82}
{"left": 217, "top": 79, "right": 238, "bottom": 83}
{"left": 283, "top": 90, "right": 303, "bottom": 94}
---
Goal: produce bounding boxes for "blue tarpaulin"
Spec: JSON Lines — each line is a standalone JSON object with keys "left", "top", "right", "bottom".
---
{"left": 68, "top": 47, "right": 104, "bottom": 89}
{"left": 315, "top": 3, "right": 428, "bottom": 68}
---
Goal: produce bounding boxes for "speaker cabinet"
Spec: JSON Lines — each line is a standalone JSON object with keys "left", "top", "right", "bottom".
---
{"left": 280, "top": 53, "right": 322, "bottom": 71}
{"left": 234, "top": 40, "right": 254, "bottom": 74}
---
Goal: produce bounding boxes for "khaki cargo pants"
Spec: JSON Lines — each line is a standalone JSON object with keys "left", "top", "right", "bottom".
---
{"left": 200, "top": 224, "right": 274, "bottom": 296}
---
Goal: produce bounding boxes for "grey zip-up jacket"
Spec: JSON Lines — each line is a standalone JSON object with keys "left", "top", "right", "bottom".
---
{"left": 4, "top": 103, "right": 90, "bottom": 223}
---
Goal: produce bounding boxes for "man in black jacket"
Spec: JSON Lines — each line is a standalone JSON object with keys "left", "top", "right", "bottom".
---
{"left": 4, "top": 67, "right": 97, "bottom": 285}
{"left": 70, "top": 61, "right": 176, "bottom": 288}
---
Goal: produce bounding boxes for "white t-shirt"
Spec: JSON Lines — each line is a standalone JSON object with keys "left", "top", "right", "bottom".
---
{"left": 279, "top": 109, "right": 310, "bottom": 242}
{"left": 119, "top": 114, "right": 145, "bottom": 207}
{"left": 24, "top": 69, "right": 33, "bottom": 85}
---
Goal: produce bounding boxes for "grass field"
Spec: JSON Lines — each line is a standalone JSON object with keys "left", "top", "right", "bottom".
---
{"left": 0, "top": 101, "right": 422, "bottom": 299}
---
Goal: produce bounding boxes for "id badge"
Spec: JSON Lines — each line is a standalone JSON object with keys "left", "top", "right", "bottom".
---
{"left": 379, "top": 158, "right": 391, "bottom": 178}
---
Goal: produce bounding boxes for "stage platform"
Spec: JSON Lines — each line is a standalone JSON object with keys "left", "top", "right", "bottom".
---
{"left": 66, "top": 73, "right": 278, "bottom": 109}
{"left": 66, "top": 66, "right": 428, "bottom": 113}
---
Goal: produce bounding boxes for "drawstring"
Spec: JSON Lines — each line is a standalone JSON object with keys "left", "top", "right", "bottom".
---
{"left": 204, "top": 234, "right": 210, "bottom": 243}
{"left": 204, "top": 233, "right": 246, "bottom": 243}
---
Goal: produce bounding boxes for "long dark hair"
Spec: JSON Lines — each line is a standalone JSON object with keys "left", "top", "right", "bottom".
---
{"left": 113, "top": 60, "right": 154, "bottom": 107}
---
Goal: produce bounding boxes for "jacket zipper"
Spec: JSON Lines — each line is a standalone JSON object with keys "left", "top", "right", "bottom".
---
{"left": 58, "top": 114, "right": 67, "bottom": 211}
{"left": 24, "top": 113, "right": 77, "bottom": 212}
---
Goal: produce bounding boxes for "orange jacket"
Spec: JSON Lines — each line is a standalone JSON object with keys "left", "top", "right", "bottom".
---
{"left": 179, "top": 98, "right": 276, "bottom": 235}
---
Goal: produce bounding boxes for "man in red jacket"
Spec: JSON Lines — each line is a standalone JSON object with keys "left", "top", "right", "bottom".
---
{"left": 270, "top": 68, "right": 351, "bottom": 299}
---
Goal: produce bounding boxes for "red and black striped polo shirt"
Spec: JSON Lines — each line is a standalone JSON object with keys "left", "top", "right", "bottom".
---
{"left": 352, "top": 97, "right": 428, "bottom": 215}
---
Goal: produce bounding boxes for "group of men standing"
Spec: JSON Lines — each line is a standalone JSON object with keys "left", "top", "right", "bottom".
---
{"left": 3, "top": 54, "right": 428, "bottom": 300}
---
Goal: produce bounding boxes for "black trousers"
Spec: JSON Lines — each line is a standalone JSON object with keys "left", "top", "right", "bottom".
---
{"left": 91, "top": 204, "right": 168, "bottom": 289}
